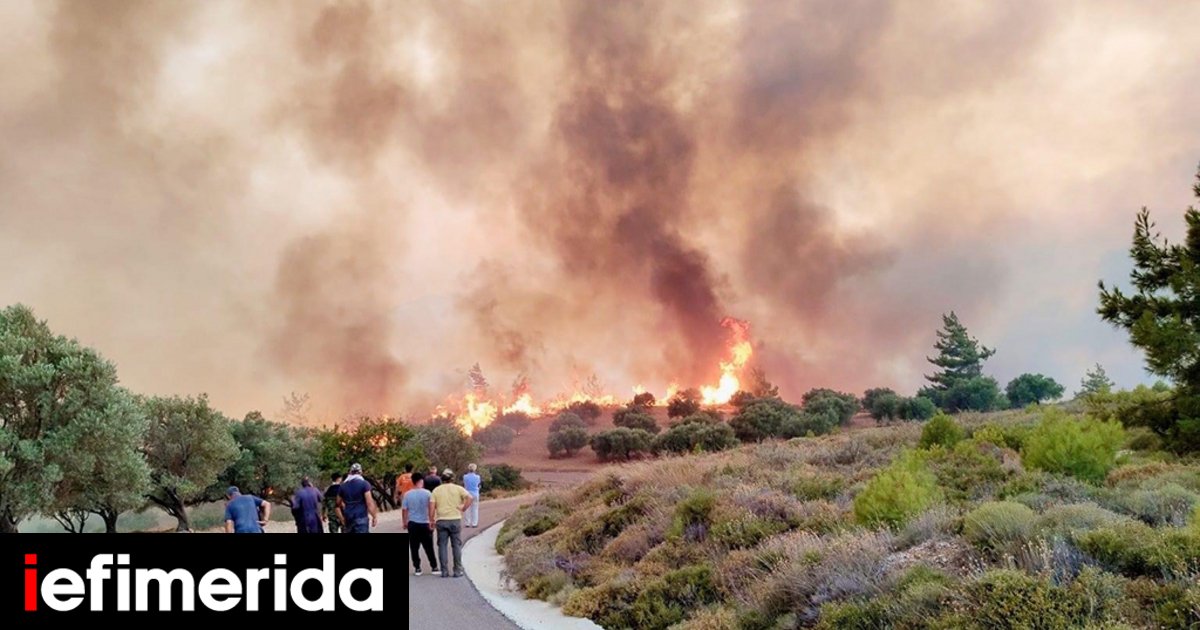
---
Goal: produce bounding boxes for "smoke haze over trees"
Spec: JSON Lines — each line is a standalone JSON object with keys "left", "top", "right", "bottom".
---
{"left": 0, "top": 1, "right": 1198, "bottom": 417}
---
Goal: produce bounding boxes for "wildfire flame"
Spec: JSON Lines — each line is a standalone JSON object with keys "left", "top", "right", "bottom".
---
{"left": 444, "top": 317, "right": 753, "bottom": 434}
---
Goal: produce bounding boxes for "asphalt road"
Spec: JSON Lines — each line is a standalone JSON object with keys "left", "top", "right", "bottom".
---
{"left": 381, "top": 493, "right": 539, "bottom": 630}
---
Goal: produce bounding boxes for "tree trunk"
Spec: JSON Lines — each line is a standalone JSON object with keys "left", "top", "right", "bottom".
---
{"left": 174, "top": 505, "right": 191, "bottom": 532}
{"left": 100, "top": 509, "right": 119, "bottom": 534}
{"left": 0, "top": 514, "right": 18, "bottom": 534}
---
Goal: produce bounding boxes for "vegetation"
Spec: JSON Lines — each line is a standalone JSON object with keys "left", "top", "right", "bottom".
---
{"left": 1077, "top": 363, "right": 1114, "bottom": 399}
{"left": 473, "top": 423, "right": 517, "bottom": 453}
{"left": 496, "top": 411, "right": 533, "bottom": 434}
{"left": 613, "top": 410, "right": 659, "bottom": 434}
{"left": 920, "top": 312, "right": 1002, "bottom": 411}
{"left": 590, "top": 428, "right": 653, "bottom": 461}
{"left": 652, "top": 421, "right": 738, "bottom": 455}
{"left": 1005, "top": 373, "right": 1065, "bottom": 407}
{"left": 667, "top": 388, "right": 703, "bottom": 418}
{"left": 549, "top": 411, "right": 587, "bottom": 434}
{"left": 565, "top": 400, "right": 603, "bottom": 426}
{"left": 143, "top": 395, "right": 239, "bottom": 531}
{"left": 502, "top": 407, "right": 1200, "bottom": 629}
{"left": 801, "top": 388, "right": 860, "bottom": 425}
{"left": 547, "top": 427, "right": 589, "bottom": 458}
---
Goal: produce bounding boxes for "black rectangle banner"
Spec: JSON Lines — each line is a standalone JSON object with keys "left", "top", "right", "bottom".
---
{"left": 0, "top": 533, "right": 409, "bottom": 626}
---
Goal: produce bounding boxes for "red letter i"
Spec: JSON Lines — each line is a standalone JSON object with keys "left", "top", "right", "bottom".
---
{"left": 24, "top": 554, "right": 37, "bottom": 611}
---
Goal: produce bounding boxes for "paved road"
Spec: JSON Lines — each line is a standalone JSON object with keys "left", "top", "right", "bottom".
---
{"left": 381, "top": 493, "right": 539, "bottom": 630}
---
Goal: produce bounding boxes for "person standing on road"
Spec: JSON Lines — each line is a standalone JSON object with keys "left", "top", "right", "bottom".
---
{"left": 337, "top": 463, "right": 379, "bottom": 534}
{"left": 463, "top": 463, "right": 482, "bottom": 528}
{"left": 423, "top": 465, "right": 442, "bottom": 493}
{"left": 292, "top": 476, "right": 324, "bottom": 534}
{"left": 430, "top": 468, "right": 473, "bottom": 577}
{"left": 401, "top": 472, "right": 438, "bottom": 576}
{"left": 324, "top": 473, "right": 344, "bottom": 534}
{"left": 224, "top": 486, "right": 270, "bottom": 533}
{"left": 395, "top": 463, "right": 415, "bottom": 511}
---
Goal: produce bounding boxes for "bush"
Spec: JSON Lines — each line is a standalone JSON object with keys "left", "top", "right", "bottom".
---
{"left": 628, "top": 565, "right": 720, "bottom": 628}
{"left": 862, "top": 387, "right": 897, "bottom": 413}
{"left": 867, "top": 392, "right": 904, "bottom": 422}
{"left": 565, "top": 400, "right": 603, "bottom": 425}
{"left": 918, "top": 413, "right": 964, "bottom": 449}
{"left": 496, "top": 411, "right": 533, "bottom": 434}
{"left": 962, "top": 501, "right": 1037, "bottom": 555}
{"left": 653, "top": 422, "right": 739, "bottom": 455}
{"left": 779, "top": 409, "right": 840, "bottom": 439}
{"left": 549, "top": 411, "right": 587, "bottom": 434}
{"left": 668, "top": 389, "right": 703, "bottom": 418}
{"left": 473, "top": 423, "right": 516, "bottom": 453}
{"left": 963, "top": 569, "right": 1115, "bottom": 629}
{"left": 411, "top": 422, "right": 482, "bottom": 475}
{"left": 482, "top": 463, "right": 525, "bottom": 492}
{"left": 730, "top": 398, "right": 816, "bottom": 442}
{"left": 613, "top": 410, "right": 659, "bottom": 434}
{"left": 1006, "top": 373, "right": 1065, "bottom": 407}
{"left": 853, "top": 450, "right": 941, "bottom": 527}
{"left": 925, "top": 439, "right": 1013, "bottom": 503}
{"left": 547, "top": 427, "right": 589, "bottom": 458}
{"left": 801, "top": 388, "right": 860, "bottom": 425}
{"left": 899, "top": 396, "right": 938, "bottom": 420}
{"left": 671, "top": 411, "right": 723, "bottom": 427}
{"left": 1022, "top": 408, "right": 1125, "bottom": 483}
{"left": 1035, "top": 503, "right": 1128, "bottom": 540}
{"left": 590, "top": 428, "right": 653, "bottom": 461}
{"left": 928, "top": 375, "right": 1004, "bottom": 412}
{"left": 632, "top": 392, "right": 656, "bottom": 407}
{"left": 670, "top": 489, "right": 717, "bottom": 542}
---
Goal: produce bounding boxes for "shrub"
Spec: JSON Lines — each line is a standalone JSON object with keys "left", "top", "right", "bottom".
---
{"left": 482, "top": 463, "right": 525, "bottom": 492}
{"left": 899, "top": 396, "right": 938, "bottom": 420}
{"left": 926, "top": 439, "right": 1014, "bottom": 503}
{"left": 962, "top": 501, "right": 1037, "bottom": 555}
{"left": 547, "top": 427, "right": 589, "bottom": 458}
{"left": 918, "top": 413, "right": 964, "bottom": 450}
{"left": 590, "top": 428, "right": 653, "bottom": 461}
{"left": 1005, "top": 373, "right": 1066, "bottom": 407}
{"left": 473, "top": 423, "right": 516, "bottom": 453}
{"left": 671, "top": 410, "right": 723, "bottom": 427}
{"left": 867, "top": 392, "right": 904, "bottom": 422}
{"left": 549, "top": 411, "right": 587, "bottom": 433}
{"left": 632, "top": 392, "right": 656, "bottom": 407}
{"left": 963, "top": 569, "right": 1117, "bottom": 629}
{"left": 668, "top": 389, "right": 703, "bottom": 418}
{"left": 710, "top": 514, "right": 790, "bottom": 549}
{"left": 853, "top": 450, "right": 941, "bottom": 527}
{"left": 730, "top": 398, "right": 816, "bottom": 441}
{"left": 1112, "top": 483, "right": 1199, "bottom": 526}
{"left": 613, "top": 410, "right": 659, "bottom": 434}
{"left": 627, "top": 565, "right": 720, "bottom": 628}
{"left": 670, "top": 489, "right": 717, "bottom": 542}
{"left": 566, "top": 400, "right": 603, "bottom": 425}
{"left": 1034, "top": 503, "right": 1128, "bottom": 540}
{"left": 652, "top": 422, "right": 738, "bottom": 455}
{"left": 780, "top": 409, "right": 839, "bottom": 438}
{"left": 1022, "top": 408, "right": 1125, "bottom": 483}
{"left": 801, "top": 388, "right": 860, "bottom": 425}
{"left": 496, "top": 411, "right": 533, "bottom": 434}
{"left": 862, "top": 387, "right": 897, "bottom": 413}
{"left": 937, "top": 375, "right": 1004, "bottom": 412}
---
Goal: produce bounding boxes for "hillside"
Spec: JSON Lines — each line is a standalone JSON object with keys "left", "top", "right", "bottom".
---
{"left": 496, "top": 407, "right": 1200, "bottom": 629}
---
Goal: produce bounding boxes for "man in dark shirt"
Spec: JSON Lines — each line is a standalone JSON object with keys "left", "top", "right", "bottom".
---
{"left": 324, "top": 473, "right": 343, "bottom": 533}
{"left": 423, "top": 465, "right": 442, "bottom": 492}
{"left": 336, "top": 463, "right": 378, "bottom": 534}
{"left": 224, "top": 486, "right": 270, "bottom": 533}
{"left": 292, "top": 476, "right": 324, "bottom": 534}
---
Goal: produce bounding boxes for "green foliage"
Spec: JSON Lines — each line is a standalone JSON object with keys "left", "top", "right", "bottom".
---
{"left": 667, "top": 388, "right": 703, "bottom": 418}
{"left": 1085, "top": 384, "right": 1193, "bottom": 450}
{"left": 918, "top": 413, "right": 964, "bottom": 449}
{"left": 219, "top": 411, "right": 318, "bottom": 503}
{"left": 923, "top": 311, "right": 996, "bottom": 398}
{"left": 652, "top": 421, "right": 738, "bottom": 454}
{"left": 1077, "top": 363, "right": 1115, "bottom": 399}
{"left": 481, "top": 463, "right": 525, "bottom": 492}
{"left": 1006, "top": 373, "right": 1066, "bottom": 407}
{"left": 670, "top": 489, "right": 716, "bottom": 541}
{"left": 473, "top": 423, "right": 517, "bottom": 453}
{"left": 854, "top": 450, "right": 941, "bottom": 527}
{"left": 963, "top": 569, "right": 1122, "bottom": 630}
{"left": 496, "top": 411, "right": 533, "bottom": 434}
{"left": 566, "top": 400, "right": 603, "bottom": 425}
{"left": 928, "top": 375, "right": 1005, "bottom": 412}
{"left": 632, "top": 392, "right": 657, "bottom": 407}
{"left": 1022, "top": 408, "right": 1124, "bottom": 483}
{"left": 547, "top": 427, "right": 589, "bottom": 458}
{"left": 867, "top": 391, "right": 904, "bottom": 422}
{"left": 801, "top": 388, "right": 860, "bottom": 425}
{"left": 926, "top": 439, "right": 1013, "bottom": 503}
{"left": 315, "top": 417, "right": 423, "bottom": 487}
{"left": 613, "top": 410, "right": 659, "bottom": 434}
{"left": 410, "top": 420, "right": 481, "bottom": 473}
{"left": 549, "top": 411, "right": 586, "bottom": 434}
{"left": 0, "top": 305, "right": 154, "bottom": 533}
{"left": 900, "top": 396, "right": 938, "bottom": 420}
{"left": 862, "top": 387, "right": 897, "bottom": 414}
{"left": 628, "top": 565, "right": 719, "bottom": 628}
{"left": 962, "top": 501, "right": 1037, "bottom": 555}
{"left": 590, "top": 428, "right": 653, "bottom": 461}
{"left": 143, "top": 394, "right": 239, "bottom": 531}
{"left": 730, "top": 398, "right": 830, "bottom": 442}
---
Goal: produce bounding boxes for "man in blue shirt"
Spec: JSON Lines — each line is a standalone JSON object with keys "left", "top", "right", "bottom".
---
{"left": 336, "top": 463, "right": 378, "bottom": 534}
{"left": 401, "top": 473, "right": 437, "bottom": 575}
{"left": 463, "top": 463, "right": 482, "bottom": 528}
{"left": 224, "top": 486, "right": 270, "bottom": 533}
{"left": 291, "top": 476, "right": 324, "bottom": 534}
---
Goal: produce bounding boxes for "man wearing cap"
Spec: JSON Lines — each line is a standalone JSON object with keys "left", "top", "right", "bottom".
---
{"left": 430, "top": 468, "right": 473, "bottom": 577}
{"left": 336, "top": 463, "right": 379, "bottom": 534}
{"left": 224, "top": 486, "right": 270, "bottom": 533}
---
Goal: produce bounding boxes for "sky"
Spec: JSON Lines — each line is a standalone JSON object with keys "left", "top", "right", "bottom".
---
{"left": 1, "top": 0, "right": 1198, "bottom": 420}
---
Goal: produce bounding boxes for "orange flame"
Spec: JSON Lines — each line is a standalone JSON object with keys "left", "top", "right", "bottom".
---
{"left": 700, "top": 318, "right": 753, "bottom": 406}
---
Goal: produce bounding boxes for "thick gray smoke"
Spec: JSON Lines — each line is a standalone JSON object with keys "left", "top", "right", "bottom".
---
{"left": 0, "top": 1, "right": 1197, "bottom": 418}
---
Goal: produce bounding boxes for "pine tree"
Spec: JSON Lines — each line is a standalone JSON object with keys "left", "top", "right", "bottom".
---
{"left": 1099, "top": 167, "right": 1200, "bottom": 391}
{"left": 1076, "top": 363, "right": 1114, "bottom": 398}
{"left": 924, "top": 312, "right": 995, "bottom": 390}
{"left": 467, "top": 363, "right": 489, "bottom": 394}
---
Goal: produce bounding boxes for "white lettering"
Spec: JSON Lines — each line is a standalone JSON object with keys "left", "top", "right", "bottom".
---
{"left": 289, "top": 554, "right": 337, "bottom": 612}
{"left": 41, "top": 569, "right": 85, "bottom": 612}
{"left": 338, "top": 568, "right": 384, "bottom": 612}
{"left": 197, "top": 569, "right": 242, "bottom": 612}
{"left": 134, "top": 568, "right": 195, "bottom": 611}
{"left": 86, "top": 554, "right": 111, "bottom": 611}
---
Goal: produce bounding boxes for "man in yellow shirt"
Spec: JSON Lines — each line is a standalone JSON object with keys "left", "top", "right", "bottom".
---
{"left": 429, "top": 468, "right": 474, "bottom": 578}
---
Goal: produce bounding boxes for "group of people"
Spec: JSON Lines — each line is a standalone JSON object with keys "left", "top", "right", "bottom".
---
{"left": 397, "top": 463, "right": 482, "bottom": 577}
{"left": 222, "top": 462, "right": 379, "bottom": 534}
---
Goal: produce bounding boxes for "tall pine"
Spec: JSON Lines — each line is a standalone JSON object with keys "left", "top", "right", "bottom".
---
{"left": 924, "top": 311, "right": 995, "bottom": 390}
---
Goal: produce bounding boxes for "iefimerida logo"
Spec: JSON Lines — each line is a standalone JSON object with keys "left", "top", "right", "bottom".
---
{"left": 22, "top": 553, "right": 383, "bottom": 613}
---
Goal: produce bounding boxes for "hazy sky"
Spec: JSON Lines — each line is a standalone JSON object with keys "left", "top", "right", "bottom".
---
{"left": 1, "top": 1, "right": 1198, "bottom": 419}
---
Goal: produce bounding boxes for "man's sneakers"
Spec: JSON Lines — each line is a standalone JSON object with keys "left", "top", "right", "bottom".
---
{"left": 453, "top": 571, "right": 465, "bottom": 578}
{"left": 414, "top": 569, "right": 423, "bottom": 576}
{"left": 441, "top": 571, "right": 450, "bottom": 578}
